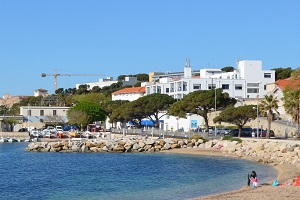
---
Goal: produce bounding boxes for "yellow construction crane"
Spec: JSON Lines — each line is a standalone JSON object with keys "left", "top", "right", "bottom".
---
{"left": 41, "top": 72, "right": 105, "bottom": 92}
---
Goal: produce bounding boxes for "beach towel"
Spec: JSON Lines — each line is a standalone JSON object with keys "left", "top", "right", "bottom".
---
{"left": 295, "top": 175, "right": 300, "bottom": 186}
{"left": 272, "top": 180, "right": 279, "bottom": 186}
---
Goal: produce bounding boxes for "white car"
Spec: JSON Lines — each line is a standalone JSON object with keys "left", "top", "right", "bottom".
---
{"left": 31, "top": 130, "right": 39, "bottom": 137}
{"left": 56, "top": 126, "right": 63, "bottom": 133}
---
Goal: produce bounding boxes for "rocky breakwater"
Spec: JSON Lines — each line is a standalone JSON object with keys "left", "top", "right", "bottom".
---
{"left": 25, "top": 137, "right": 300, "bottom": 167}
{"left": 25, "top": 137, "right": 212, "bottom": 153}
{"left": 213, "top": 139, "right": 300, "bottom": 167}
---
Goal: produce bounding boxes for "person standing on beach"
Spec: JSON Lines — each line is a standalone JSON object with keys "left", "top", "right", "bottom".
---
{"left": 248, "top": 171, "right": 257, "bottom": 186}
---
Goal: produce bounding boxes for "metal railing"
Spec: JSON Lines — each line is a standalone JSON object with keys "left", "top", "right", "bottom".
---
{"left": 110, "top": 128, "right": 221, "bottom": 140}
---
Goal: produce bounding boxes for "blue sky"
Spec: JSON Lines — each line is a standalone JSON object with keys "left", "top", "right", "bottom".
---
{"left": 1, "top": 0, "right": 299, "bottom": 96}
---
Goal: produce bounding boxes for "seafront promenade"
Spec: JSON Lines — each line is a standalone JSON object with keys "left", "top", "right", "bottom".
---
{"left": 0, "top": 131, "right": 29, "bottom": 138}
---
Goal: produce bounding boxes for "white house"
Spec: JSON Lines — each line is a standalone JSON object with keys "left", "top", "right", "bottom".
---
{"left": 34, "top": 88, "right": 48, "bottom": 97}
{"left": 111, "top": 87, "right": 146, "bottom": 101}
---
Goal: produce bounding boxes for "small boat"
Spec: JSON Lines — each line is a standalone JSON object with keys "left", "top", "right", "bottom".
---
{"left": 0, "top": 137, "right": 8, "bottom": 142}
{"left": 7, "top": 138, "right": 17, "bottom": 142}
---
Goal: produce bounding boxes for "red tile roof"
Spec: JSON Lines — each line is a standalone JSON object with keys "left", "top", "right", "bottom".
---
{"left": 112, "top": 87, "right": 146, "bottom": 95}
{"left": 276, "top": 78, "right": 300, "bottom": 90}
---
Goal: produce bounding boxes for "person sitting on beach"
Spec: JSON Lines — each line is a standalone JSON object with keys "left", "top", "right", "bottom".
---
{"left": 248, "top": 171, "right": 257, "bottom": 186}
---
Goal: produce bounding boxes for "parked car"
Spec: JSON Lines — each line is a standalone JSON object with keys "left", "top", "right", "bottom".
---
{"left": 18, "top": 128, "right": 28, "bottom": 132}
{"left": 229, "top": 128, "right": 252, "bottom": 137}
{"left": 260, "top": 130, "right": 275, "bottom": 137}
{"left": 215, "top": 128, "right": 231, "bottom": 135}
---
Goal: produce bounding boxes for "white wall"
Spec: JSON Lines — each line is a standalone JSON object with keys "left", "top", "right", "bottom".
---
{"left": 112, "top": 93, "right": 144, "bottom": 101}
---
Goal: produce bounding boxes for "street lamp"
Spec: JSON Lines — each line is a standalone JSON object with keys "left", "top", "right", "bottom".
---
{"left": 27, "top": 104, "right": 30, "bottom": 130}
{"left": 256, "top": 82, "right": 261, "bottom": 139}
{"left": 214, "top": 86, "right": 217, "bottom": 136}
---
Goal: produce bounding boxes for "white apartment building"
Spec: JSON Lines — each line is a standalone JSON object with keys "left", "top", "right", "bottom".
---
{"left": 145, "top": 60, "right": 275, "bottom": 99}
{"left": 76, "top": 76, "right": 138, "bottom": 90}
{"left": 76, "top": 77, "right": 118, "bottom": 90}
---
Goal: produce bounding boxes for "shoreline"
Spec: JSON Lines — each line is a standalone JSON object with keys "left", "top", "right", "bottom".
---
{"left": 162, "top": 148, "right": 300, "bottom": 200}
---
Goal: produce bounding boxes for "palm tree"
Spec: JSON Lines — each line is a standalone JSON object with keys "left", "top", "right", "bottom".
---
{"left": 282, "top": 89, "right": 300, "bottom": 138}
{"left": 259, "top": 94, "right": 279, "bottom": 139}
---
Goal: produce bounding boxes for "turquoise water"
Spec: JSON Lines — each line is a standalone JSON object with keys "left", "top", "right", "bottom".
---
{"left": 0, "top": 143, "right": 277, "bottom": 200}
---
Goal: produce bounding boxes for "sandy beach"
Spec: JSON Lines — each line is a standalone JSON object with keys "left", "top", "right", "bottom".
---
{"left": 164, "top": 148, "right": 300, "bottom": 200}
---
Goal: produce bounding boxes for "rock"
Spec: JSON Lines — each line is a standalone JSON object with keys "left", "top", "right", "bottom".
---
{"left": 164, "top": 143, "right": 170, "bottom": 150}
{"left": 205, "top": 141, "right": 213, "bottom": 148}
{"left": 170, "top": 143, "right": 179, "bottom": 149}
{"left": 72, "top": 145, "right": 80, "bottom": 152}
{"left": 113, "top": 145, "right": 125, "bottom": 152}
{"left": 138, "top": 141, "right": 146, "bottom": 148}
{"left": 132, "top": 143, "right": 140, "bottom": 150}
{"left": 124, "top": 143, "right": 133, "bottom": 150}
{"left": 198, "top": 139, "right": 204, "bottom": 144}
{"left": 154, "top": 145, "right": 162, "bottom": 150}
{"left": 145, "top": 140, "right": 156, "bottom": 145}
{"left": 102, "top": 146, "right": 108, "bottom": 151}
{"left": 90, "top": 147, "right": 98, "bottom": 152}
{"left": 81, "top": 145, "right": 89, "bottom": 152}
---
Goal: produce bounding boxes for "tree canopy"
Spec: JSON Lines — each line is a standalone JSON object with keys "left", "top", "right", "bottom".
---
{"left": 67, "top": 101, "right": 107, "bottom": 128}
{"left": 169, "top": 89, "right": 236, "bottom": 132}
{"left": 213, "top": 105, "right": 257, "bottom": 137}
{"left": 221, "top": 66, "right": 235, "bottom": 72}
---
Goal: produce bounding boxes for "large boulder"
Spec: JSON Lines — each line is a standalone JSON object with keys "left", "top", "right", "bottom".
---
{"left": 145, "top": 139, "right": 156, "bottom": 145}
{"left": 71, "top": 144, "right": 80, "bottom": 152}
{"left": 113, "top": 145, "right": 125, "bottom": 152}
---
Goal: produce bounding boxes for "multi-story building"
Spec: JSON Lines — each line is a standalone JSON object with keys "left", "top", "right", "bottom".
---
{"left": 20, "top": 106, "right": 69, "bottom": 129}
{"left": 145, "top": 60, "right": 275, "bottom": 99}
{"left": 75, "top": 76, "right": 138, "bottom": 90}
{"left": 34, "top": 88, "right": 48, "bottom": 97}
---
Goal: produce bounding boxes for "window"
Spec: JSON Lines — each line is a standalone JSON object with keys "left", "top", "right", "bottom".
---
{"left": 208, "top": 84, "right": 216, "bottom": 89}
{"left": 146, "top": 87, "right": 150, "bottom": 95}
{"left": 183, "top": 82, "right": 187, "bottom": 91}
{"left": 222, "top": 84, "right": 229, "bottom": 89}
{"left": 193, "top": 84, "right": 201, "bottom": 90}
{"left": 264, "top": 85, "right": 266, "bottom": 90}
{"left": 264, "top": 73, "right": 271, "bottom": 78}
{"left": 53, "top": 110, "right": 57, "bottom": 116}
{"left": 157, "top": 86, "right": 161, "bottom": 94}
{"left": 166, "top": 88, "right": 169, "bottom": 93}
{"left": 152, "top": 86, "right": 156, "bottom": 93}
{"left": 40, "top": 110, "right": 44, "bottom": 116}
{"left": 247, "top": 88, "right": 259, "bottom": 93}
{"left": 235, "top": 84, "right": 243, "bottom": 90}
{"left": 247, "top": 83, "right": 260, "bottom": 87}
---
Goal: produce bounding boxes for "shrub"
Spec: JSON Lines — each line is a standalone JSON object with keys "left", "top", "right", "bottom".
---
{"left": 190, "top": 134, "right": 209, "bottom": 143}
{"left": 222, "top": 136, "right": 242, "bottom": 143}
{"left": 190, "top": 134, "right": 203, "bottom": 140}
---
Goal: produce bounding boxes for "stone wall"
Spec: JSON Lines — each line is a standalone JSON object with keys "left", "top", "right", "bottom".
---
{"left": 0, "top": 132, "right": 29, "bottom": 138}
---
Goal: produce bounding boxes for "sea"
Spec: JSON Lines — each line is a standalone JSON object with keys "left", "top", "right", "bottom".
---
{"left": 0, "top": 143, "right": 277, "bottom": 200}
